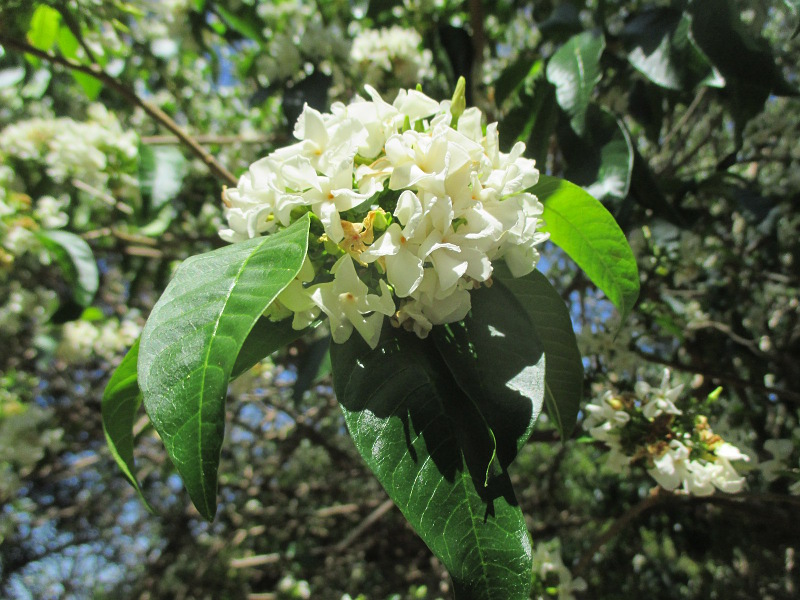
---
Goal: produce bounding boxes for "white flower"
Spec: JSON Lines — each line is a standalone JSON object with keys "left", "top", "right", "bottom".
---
{"left": 636, "top": 369, "right": 683, "bottom": 419}
{"left": 648, "top": 440, "right": 691, "bottom": 491}
{"left": 531, "top": 538, "right": 587, "bottom": 600}
{"left": 350, "top": 26, "right": 434, "bottom": 89}
{"left": 309, "top": 255, "right": 395, "bottom": 348}
{"left": 583, "top": 391, "right": 631, "bottom": 443}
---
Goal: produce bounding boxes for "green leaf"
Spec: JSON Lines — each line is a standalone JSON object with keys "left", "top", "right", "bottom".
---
{"left": 494, "top": 266, "right": 584, "bottom": 439}
{"left": 102, "top": 340, "right": 152, "bottom": 511}
{"left": 534, "top": 175, "right": 640, "bottom": 322}
{"left": 138, "top": 215, "right": 311, "bottom": 520}
{"left": 689, "top": 0, "right": 797, "bottom": 97}
{"left": 57, "top": 25, "right": 79, "bottom": 60}
{"left": 213, "top": 3, "right": 265, "bottom": 45}
{"left": 331, "top": 327, "right": 532, "bottom": 600}
{"left": 546, "top": 31, "right": 605, "bottom": 135}
{"left": 560, "top": 105, "right": 633, "bottom": 203}
{"left": 494, "top": 54, "right": 539, "bottom": 107}
{"left": 292, "top": 335, "right": 331, "bottom": 401}
{"left": 36, "top": 229, "right": 99, "bottom": 307}
{"left": 431, "top": 283, "right": 546, "bottom": 470}
{"left": 231, "top": 317, "right": 311, "bottom": 380}
{"left": 622, "top": 9, "right": 723, "bottom": 91}
{"left": 138, "top": 144, "right": 188, "bottom": 211}
{"left": 27, "top": 5, "right": 61, "bottom": 52}
{"left": 71, "top": 71, "right": 103, "bottom": 100}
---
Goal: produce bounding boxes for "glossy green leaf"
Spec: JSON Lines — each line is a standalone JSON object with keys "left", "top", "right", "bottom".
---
{"left": 431, "top": 283, "right": 546, "bottom": 469}
{"left": 27, "top": 5, "right": 61, "bottom": 52}
{"left": 546, "top": 31, "right": 605, "bottom": 135}
{"left": 102, "top": 340, "right": 152, "bottom": 511}
{"left": 622, "top": 9, "right": 723, "bottom": 91}
{"left": 560, "top": 105, "right": 634, "bottom": 203}
{"left": 535, "top": 175, "right": 640, "bottom": 322}
{"left": 138, "top": 144, "right": 188, "bottom": 211}
{"left": 36, "top": 229, "right": 99, "bottom": 307}
{"left": 494, "top": 266, "right": 584, "bottom": 439}
{"left": 138, "top": 215, "right": 311, "bottom": 520}
{"left": 331, "top": 327, "right": 532, "bottom": 600}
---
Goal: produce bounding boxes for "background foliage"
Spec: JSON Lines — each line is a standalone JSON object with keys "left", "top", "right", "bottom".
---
{"left": 0, "top": 0, "right": 799, "bottom": 598}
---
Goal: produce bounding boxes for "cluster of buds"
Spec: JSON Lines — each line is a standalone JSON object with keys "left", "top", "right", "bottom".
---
{"left": 220, "top": 81, "right": 548, "bottom": 348}
{"left": 583, "top": 370, "right": 750, "bottom": 496}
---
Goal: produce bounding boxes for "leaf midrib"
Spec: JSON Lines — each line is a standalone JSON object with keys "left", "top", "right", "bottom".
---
{"left": 194, "top": 234, "right": 283, "bottom": 517}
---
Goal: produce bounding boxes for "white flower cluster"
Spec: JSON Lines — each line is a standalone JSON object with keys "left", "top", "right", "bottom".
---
{"left": 57, "top": 317, "right": 142, "bottom": 363}
{"left": 531, "top": 538, "right": 586, "bottom": 600}
{"left": 350, "top": 26, "right": 434, "bottom": 90}
{"left": 253, "top": 2, "right": 349, "bottom": 85}
{"left": 0, "top": 105, "right": 138, "bottom": 191}
{"left": 583, "top": 370, "right": 750, "bottom": 496}
{"left": 221, "top": 85, "right": 547, "bottom": 348}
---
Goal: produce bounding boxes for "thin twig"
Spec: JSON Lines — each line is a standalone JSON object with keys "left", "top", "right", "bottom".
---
{"left": 330, "top": 498, "right": 395, "bottom": 553}
{"left": 662, "top": 88, "right": 707, "bottom": 148}
{"left": 140, "top": 134, "right": 271, "bottom": 146}
{"left": 56, "top": 6, "right": 100, "bottom": 66}
{"left": 71, "top": 178, "right": 133, "bottom": 214}
{"left": 0, "top": 34, "right": 238, "bottom": 186}
{"left": 633, "top": 348, "right": 800, "bottom": 403}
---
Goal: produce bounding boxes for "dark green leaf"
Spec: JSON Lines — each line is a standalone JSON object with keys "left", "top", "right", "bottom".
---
{"left": 560, "top": 105, "right": 633, "bottom": 203}
{"left": 36, "top": 229, "right": 99, "bottom": 307}
{"left": 102, "top": 340, "right": 152, "bottom": 511}
{"left": 213, "top": 3, "right": 264, "bottom": 45}
{"left": 546, "top": 31, "right": 605, "bottom": 135}
{"left": 689, "top": 0, "right": 797, "bottom": 97}
{"left": 431, "top": 283, "right": 546, "bottom": 469}
{"left": 138, "top": 144, "right": 188, "bottom": 211}
{"left": 622, "top": 9, "right": 723, "bottom": 91}
{"left": 138, "top": 215, "right": 311, "bottom": 520}
{"left": 27, "top": 5, "right": 61, "bottom": 52}
{"left": 534, "top": 175, "right": 640, "bottom": 322}
{"left": 331, "top": 327, "right": 532, "bottom": 600}
{"left": 231, "top": 317, "right": 311, "bottom": 380}
{"left": 292, "top": 335, "right": 331, "bottom": 401}
{"left": 494, "top": 266, "right": 584, "bottom": 439}
{"left": 494, "top": 54, "right": 538, "bottom": 107}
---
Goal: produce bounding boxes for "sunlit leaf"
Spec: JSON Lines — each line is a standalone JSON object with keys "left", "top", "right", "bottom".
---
{"left": 27, "top": 5, "right": 61, "bottom": 52}
{"left": 546, "top": 31, "right": 605, "bottom": 135}
{"left": 535, "top": 175, "right": 640, "bottom": 322}
{"left": 138, "top": 215, "right": 310, "bottom": 520}
{"left": 102, "top": 340, "right": 152, "bottom": 511}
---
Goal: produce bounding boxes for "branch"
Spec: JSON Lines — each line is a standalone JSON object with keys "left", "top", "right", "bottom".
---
{"left": 139, "top": 134, "right": 271, "bottom": 146}
{"left": 0, "top": 34, "right": 238, "bottom": 187}
{"left": 573, "top": 490, "right": 664, "bottom": 577}
{"left": 573, "top": 489, "right": 800, "bottom": 577}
